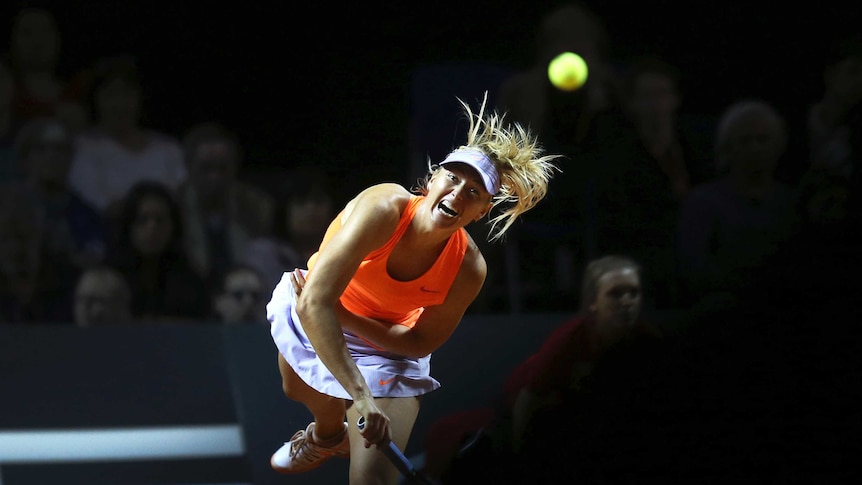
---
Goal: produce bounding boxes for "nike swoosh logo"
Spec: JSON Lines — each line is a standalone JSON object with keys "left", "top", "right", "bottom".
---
{"left": 420, "top": 286, "right": 440, "bottom": 293}
{"left": 378, "top": 377, "right": 396, "bottom": 386}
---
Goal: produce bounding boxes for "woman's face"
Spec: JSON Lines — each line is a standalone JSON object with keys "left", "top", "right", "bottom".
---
{"left": 426, "top": 164, "right": 493, "bottom": 228}
{"left": 131, "top": 194, "right": 173, "bottom": 256}
{"left": 216, "top": 269, "right": 266, "bottom": 323}
{"left": 590, "top": 267, "right": 642, "bottom": 329}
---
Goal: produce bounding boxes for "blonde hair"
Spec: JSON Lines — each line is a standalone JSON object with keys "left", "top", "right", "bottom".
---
{"left": 417, "top": 92, "right": 561, "bottom": 241}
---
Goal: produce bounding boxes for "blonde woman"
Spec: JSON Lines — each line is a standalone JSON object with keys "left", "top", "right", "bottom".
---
{"left": 266, "top": 92, "right": 560, "bottom": 483}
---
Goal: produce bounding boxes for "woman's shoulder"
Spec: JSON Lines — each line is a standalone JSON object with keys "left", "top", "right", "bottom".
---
{"left": 344, "top": 183, "right": 413, "bottom": 217}
{"left": 357, "top": 182, "right": 412, "bottom": 199}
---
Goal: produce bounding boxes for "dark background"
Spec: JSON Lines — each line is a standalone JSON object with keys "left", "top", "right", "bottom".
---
{"left": 2, "top": 0, "right": 858, "bottom": 196}
{"left": 2, "top": 3, "right": 860, "bottom": 482}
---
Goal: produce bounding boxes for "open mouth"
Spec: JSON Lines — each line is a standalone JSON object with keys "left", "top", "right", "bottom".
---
{"left": 438, "top": 201, "right": 458, "bottom": 217}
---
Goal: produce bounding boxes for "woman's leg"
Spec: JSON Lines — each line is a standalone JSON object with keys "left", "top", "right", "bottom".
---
{"left": 346, "top": 396, "right": 421, "bottom": 485}
{"left": 277, "top": 352, "right": 347, "bottom": 439}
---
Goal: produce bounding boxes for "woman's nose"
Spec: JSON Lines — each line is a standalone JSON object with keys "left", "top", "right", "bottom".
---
{"left": 451, "top": 182, "right": 467, "bottom": 199}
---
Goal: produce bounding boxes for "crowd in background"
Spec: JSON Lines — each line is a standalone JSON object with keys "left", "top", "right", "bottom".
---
{"left": 0, "top": 5, "right": 341, "bottom": 326}
{"left": 2, "top": 4, "right": 859, "bottom": 327}
{"left": 1, "top": 2, "right": 860, "bottom": 482}
{"left": 413, "top": 5, "right": 859, "bottom": 481}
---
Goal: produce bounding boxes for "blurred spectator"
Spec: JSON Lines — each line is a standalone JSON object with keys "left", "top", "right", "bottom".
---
{"left": 592, "top": 55, "right": 713, "bottom": 311}
{"left": 677, "top": 166, "right": 862, "bottom": 482}
{"left": 68, "top": 54, "right": 186, "bottom": 219}
{"left": 803, "top": 32, "right": 862, "bottom": 182}
{"left": 495, "top": 1, "right": 627, "bottom": 311}
{"left": 797, "top": 167, "right": 858, "bottom": 230}
{"left": 243, "top": 164, "right": 334, "bottom": 292}
{"left": 0, "top": 184, "right": 79, "bottom": 324}
{"left": 1, "top": 55, "right": 22, "bottom": 182}
{"left": 105, "top": 180, "right": 209, "bottom": 323}
{"left": 12, "top": 116, "right": 106, "bottom": 269}
{"left": 176, "top": 121, "right": 274, "bottom": 289}
{"left": 211, "top": 263, "right": 267, "bottom": 325}
{"left": 425, "top": 255, "right": 669, "bottom": 483}
{"left": 497, "top": 2, "right": 620, "bottom": 144}
{"left": 735, "top": 167, "right": 861, "bottom": 319}
{"left": 73, "top": 264, "right": 133, "bottom": 327}
{"left": 4, "top": 6, "right": 88, "bottom": 132}
{"left": 676, "top": 99, "right": 800, "bottom": 307}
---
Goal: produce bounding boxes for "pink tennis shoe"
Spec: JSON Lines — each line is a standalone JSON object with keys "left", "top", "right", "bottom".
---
{"left": 270, "top": 421, "right": 350, "bottom": 474}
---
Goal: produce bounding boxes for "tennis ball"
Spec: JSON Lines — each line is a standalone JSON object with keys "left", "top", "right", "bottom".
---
{"left": 547, "top": 52, "right": 588, "bottom": 91}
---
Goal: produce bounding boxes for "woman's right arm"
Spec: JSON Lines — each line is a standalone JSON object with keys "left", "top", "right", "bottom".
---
{"left": 295, "top": 183, "right": 410, "bottom": 444}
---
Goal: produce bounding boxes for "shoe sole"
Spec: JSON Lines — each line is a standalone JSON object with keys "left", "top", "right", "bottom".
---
{"left": 270, "top": 449, "right": 349, "bottom": 474}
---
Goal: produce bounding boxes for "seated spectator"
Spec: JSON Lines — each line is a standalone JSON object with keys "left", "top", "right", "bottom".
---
{"left": 243, "top": 164, "right": 334, "bottom": 292}
{"left": 676, "top": 99, "right": 800, "bottom": 308}
{"left": 176, "top": 121, "right": 274, "bottom": 290}
{"left": 676, "top": 167, "right": 862, "bottom": 482}
{"left": 494, "top": 2, "right": 628, "bottom": 312}
{"left": 804, "top": 32, "right": 862, "bottom": 182}
{"left": 211, "top": 264, "right": 268, "bottom": 325}
{"left": 734, "top": 166, "right": 861, "bottom": 320}
{"left": 68, "top": 54, "right": 186, "bottom": 219}
{"left": 73, "top": 264, "right": 133, "bottom": 327}
{"left": 4, "top": 6, "right": 89, "bottom": 132}
{"left": 12, "top": 116, "right": 106, "bottom": 269}
{"left": 105, "top": 180, "right": 209, "bottom": 323}
{"left": 593, "top": 55, "right": 713, "bottom": 311}
{"left": 497, "top": 1, "right": 620, "bottom": 145}
{"left": 425, "top": 255, "right": 668, "bottom": 483}
{"left": 0, "top": 185, "right": 79, "bottom": 324}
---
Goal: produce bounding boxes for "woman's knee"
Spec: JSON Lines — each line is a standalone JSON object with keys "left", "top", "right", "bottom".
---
{"left": 348, "top": 446, "right": 399, "bottom": 485}
{"left": 277, "top": 353, "right": 304, "bottom": 398}
{"left": 277, "top": 353, "right": 345, "bottom": 415}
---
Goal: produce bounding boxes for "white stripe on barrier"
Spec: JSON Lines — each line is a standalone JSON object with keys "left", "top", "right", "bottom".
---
{"left": 0, "top": 424, "right": 245, "bottom": 463}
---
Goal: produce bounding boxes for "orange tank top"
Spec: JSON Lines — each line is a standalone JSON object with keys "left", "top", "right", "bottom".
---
{"left": 307, "top": 195, "right": 468, "bottom": 328}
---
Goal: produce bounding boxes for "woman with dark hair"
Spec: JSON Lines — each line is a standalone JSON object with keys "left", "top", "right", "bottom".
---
{"left": 243, "top": 164, "right": 337, "bottom": 292}
{"left": 106, "top": 180, "right": 208, "bottom": 323}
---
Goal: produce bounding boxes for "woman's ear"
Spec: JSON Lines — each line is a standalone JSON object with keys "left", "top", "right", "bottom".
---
{"left": 475, "top": 201, "right": 493, "bottom": 221}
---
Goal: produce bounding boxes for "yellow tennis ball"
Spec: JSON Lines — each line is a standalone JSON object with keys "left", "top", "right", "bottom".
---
{"left": 547, "top": 52, "right": 588, "bottom": 91}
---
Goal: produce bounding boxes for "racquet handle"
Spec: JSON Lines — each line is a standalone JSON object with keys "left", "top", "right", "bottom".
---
{"left": 356, "top": 416, "right": 433, "bottom": 484}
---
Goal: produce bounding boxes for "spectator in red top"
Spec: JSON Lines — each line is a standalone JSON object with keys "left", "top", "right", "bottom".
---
{"left": 425, "top": 255, "right": 666, "bottom": 483}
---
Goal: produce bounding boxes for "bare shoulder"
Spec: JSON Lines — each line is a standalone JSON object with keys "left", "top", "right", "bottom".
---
{"left": 342, "top": 183, "right": 413, "bottom": 225}
{"left": 459, "top": 229, "right": 488, "bottom": 285}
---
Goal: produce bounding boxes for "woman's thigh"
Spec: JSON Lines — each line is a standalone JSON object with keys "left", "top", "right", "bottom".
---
{"left": 346, "top": 396, "right": 421, "bottom": 484}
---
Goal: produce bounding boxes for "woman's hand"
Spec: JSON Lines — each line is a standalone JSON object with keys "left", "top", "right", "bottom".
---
{"left": 289, "top": 268, "right": 306, "bottom": 297}
{"left": 353, "top": 397, "right": 392, "bottom": 448}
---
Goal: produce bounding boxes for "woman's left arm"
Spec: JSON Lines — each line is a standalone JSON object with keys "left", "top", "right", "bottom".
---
{"left": 294, "top": 244, "right": 488, "bottom": 358}
{"left": 384, "top": 246, "right": 486, "bottom": 358}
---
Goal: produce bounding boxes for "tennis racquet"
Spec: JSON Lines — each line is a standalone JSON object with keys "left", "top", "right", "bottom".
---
{"left": 356, "top": 416, "right": 435, "bottom": 484}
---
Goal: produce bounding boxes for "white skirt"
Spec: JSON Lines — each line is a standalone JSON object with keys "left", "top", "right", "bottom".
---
{"left": 267, "top": 271, "right": 441, "bottom": 399}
